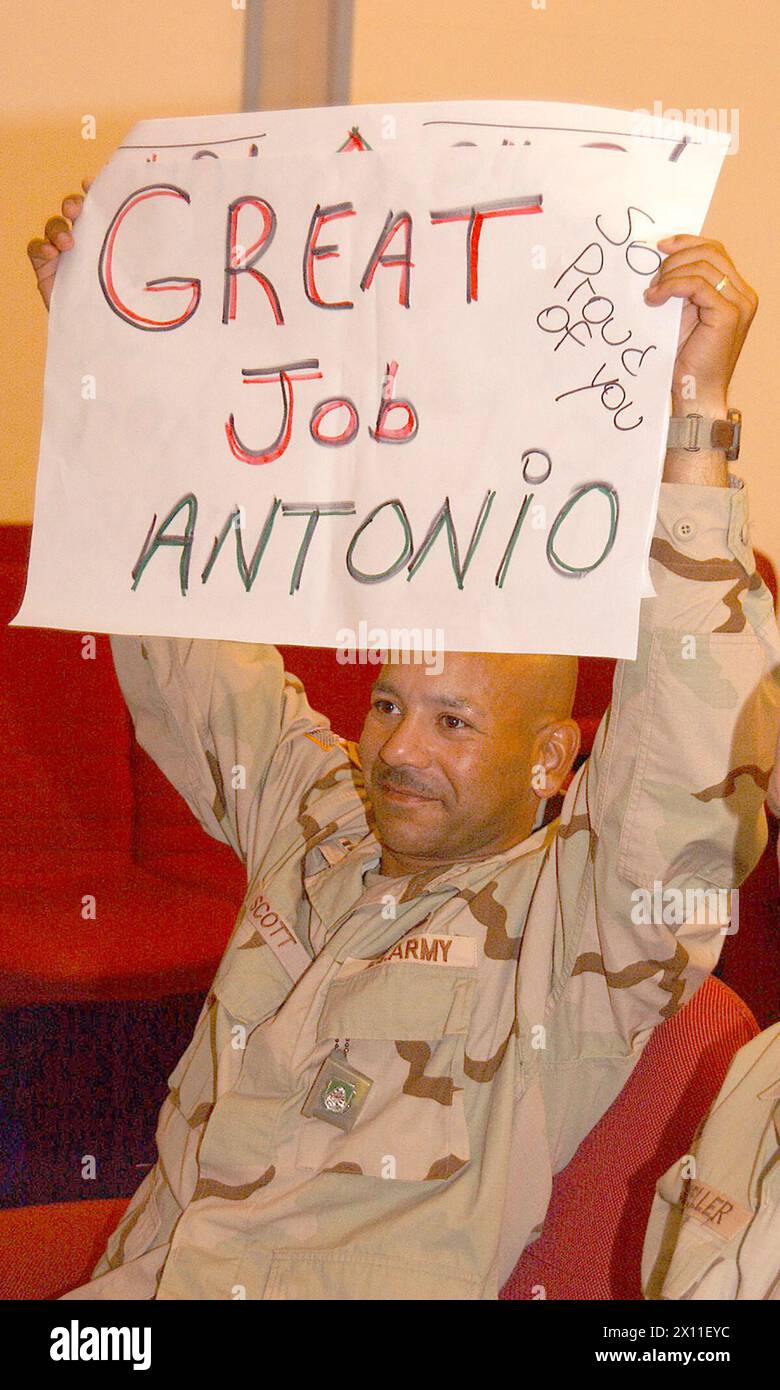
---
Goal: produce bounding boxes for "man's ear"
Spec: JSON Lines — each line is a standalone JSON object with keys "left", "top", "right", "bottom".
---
{"left": 530, "top": 718, "right": 581, "bottom": 800}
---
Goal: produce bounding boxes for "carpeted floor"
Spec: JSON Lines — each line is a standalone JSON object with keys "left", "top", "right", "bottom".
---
{"left": 1, "top": 992, "right": 203, "bottom": 1208}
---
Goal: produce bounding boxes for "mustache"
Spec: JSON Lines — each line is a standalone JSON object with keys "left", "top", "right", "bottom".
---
{"left": 373, "top": 767, "right": 442, "bottom": 799}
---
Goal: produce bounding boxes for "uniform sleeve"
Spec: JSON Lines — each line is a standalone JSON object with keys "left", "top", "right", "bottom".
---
{"left": 536, "top": 477, "right": 780, "bottom": 1170}
{"left": 109, "top": 635, "right": 336, "bottom": 873}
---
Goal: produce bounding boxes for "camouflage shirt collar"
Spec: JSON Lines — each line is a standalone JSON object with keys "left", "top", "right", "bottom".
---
{"left": 304, "top": 819, "right": 555, "bottom": 931}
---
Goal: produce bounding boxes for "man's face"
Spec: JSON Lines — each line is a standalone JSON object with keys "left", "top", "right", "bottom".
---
{"left": 358, "top": 652, "right": 575, "bottom": 867}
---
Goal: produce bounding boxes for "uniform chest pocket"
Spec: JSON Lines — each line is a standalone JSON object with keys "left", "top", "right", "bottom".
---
{"left": 212, "top": 941, "right": 294, "bottom": 1026}
{"left": 296, "top": 956, "right": 476, "bottom": 1183}
{"left": 166, "top": 942, "right": 292, "bottom": 1115}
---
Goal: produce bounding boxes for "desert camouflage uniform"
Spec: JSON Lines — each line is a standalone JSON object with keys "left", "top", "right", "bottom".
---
{"left": 643, "top": 1023, "right": 780, "bottom": 1300}
{"left": 62, "top": 478, "right": 780, "bottom": 1301}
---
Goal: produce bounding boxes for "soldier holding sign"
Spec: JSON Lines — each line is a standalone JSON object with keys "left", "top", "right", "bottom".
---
{"left": 28, "top": 183, "right": 780, "bottom": 1301}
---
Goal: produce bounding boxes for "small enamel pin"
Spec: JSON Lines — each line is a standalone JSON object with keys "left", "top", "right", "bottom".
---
{"left": 301, "top": 1043, "right": 373, "bottom": 1132}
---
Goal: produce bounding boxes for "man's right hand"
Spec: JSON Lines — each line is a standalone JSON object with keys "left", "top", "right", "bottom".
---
{"left": 27, "top": 176, "right": 93, "bottom": 311}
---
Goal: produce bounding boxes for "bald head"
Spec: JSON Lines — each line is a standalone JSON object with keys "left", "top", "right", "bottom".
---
{"left": 471, "top": 650, "right": 579, "bottom": 729}
{"left": 358, "top": 649, "right": 581, "bottom": 876}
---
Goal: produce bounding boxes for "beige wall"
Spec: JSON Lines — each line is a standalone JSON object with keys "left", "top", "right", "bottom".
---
{"left": 1, "top": 0, "right": 244, "bottom": 523}
{"left": 351, "top": 0, "right": 779, "bottom": 573}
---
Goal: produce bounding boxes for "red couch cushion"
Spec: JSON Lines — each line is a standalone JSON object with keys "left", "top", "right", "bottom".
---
{"left": 0, "top": 861, "right": 240, "bottom": 1005}
{"left": 0, "top": 1196, "right": 130, "bottom": 1300}
{"left": 0, "top": 528, "right": 134, "bottom": 859}
{"left": 129, "top": 741, "right": 247, "bottom": 897}
{"left": 717, "top": 810, "right": 780, "bottom": 1029}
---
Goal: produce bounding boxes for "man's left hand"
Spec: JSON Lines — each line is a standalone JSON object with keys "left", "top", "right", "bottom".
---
{"left": 644, "top": 235, "right": 758, "bottom": 414}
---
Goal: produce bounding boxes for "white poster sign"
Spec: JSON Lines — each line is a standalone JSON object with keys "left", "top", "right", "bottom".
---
{"left": 13, "top": 102, "right": 730, "bottom": 656}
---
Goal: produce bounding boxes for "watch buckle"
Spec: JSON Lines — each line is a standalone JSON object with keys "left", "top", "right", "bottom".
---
{"left": 725, "top": 407, "right": 742, "bottom": 462}
{"left": 682, "top": 413, "right": 703, "bottom": 451}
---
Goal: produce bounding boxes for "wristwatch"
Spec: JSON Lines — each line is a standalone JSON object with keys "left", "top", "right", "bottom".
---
{"left": 666, "top": 408, "right": 741, "bottom": 461}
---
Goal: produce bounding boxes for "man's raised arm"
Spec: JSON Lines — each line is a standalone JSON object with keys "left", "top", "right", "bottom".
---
{"left": 529, "top": 237, "right": 780, "bottom": 1170}
{"left": 109, "top": 635, "right": 332, "bottom": 868}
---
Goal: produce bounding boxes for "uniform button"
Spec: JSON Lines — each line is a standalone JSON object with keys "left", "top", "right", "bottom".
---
{"left": 672, "top": 518, "right": 696, "bottom": 542}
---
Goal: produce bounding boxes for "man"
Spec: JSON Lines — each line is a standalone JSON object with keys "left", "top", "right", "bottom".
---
{"left": 28, "top": 186, "right": 780, "bottom": 1300}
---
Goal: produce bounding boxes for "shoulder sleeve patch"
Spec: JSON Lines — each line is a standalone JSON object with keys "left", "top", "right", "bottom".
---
{"left": 303, "top": 728, "right": 340, "bottom": 751}
{"left": 303, "top": 729, "right": 362, "bottom": 768}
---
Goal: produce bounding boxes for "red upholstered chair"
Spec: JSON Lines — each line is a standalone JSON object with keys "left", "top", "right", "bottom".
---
{"left": 500, "top": 975, "right": 758, "bottom": 1300}
{"left": 0, "top": 1197, "right": 130, "bottom": 1301}
{"left": 0, "top": 975, "right": 757, "bottom": 1300}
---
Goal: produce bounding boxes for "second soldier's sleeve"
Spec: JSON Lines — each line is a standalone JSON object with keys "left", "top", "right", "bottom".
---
{"left": 535, "top": 477, "right": 780, "bottom": 1172}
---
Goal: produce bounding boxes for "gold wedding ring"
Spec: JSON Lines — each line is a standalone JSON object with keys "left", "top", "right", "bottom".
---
{"left": 714, "top": 274, "right": 730, "bottom": 294}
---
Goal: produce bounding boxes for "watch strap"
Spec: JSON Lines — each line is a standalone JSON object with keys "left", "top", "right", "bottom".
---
{"left": 666, "top": 408, "right": 741, "bottom": 461}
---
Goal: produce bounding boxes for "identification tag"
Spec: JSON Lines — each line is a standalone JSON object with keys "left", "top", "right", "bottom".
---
{"left": 301, "top": 1049, "right": 374, "bottom": 1132}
